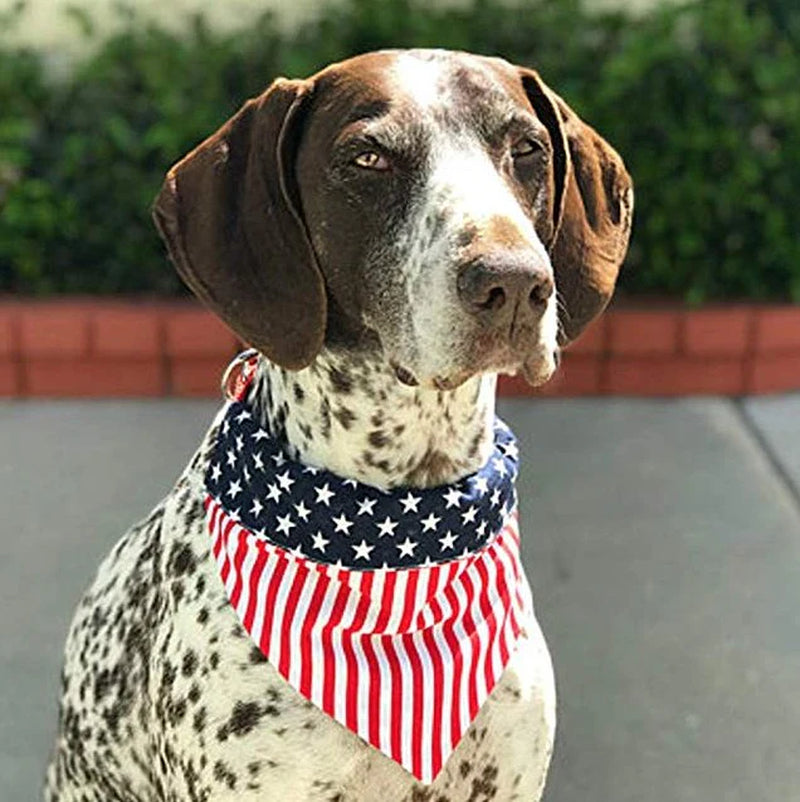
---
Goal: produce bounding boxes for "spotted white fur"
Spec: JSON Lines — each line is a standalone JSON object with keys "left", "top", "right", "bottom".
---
{"left": 254, "top": 350, "right": 498, "bottom": 490}
{"left": 44, "top": 349, "right": 557, "bottom": 800}
{"left": 403, "top": 137, "right": 558, "bottom": 383}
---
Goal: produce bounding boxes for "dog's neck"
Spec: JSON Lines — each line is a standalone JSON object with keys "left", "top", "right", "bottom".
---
{"left": 251, "top": 349, "right": 497, "bottom": 490}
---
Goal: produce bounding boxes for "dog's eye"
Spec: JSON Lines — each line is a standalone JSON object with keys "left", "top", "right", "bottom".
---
{"left": 511, "top": 138, "right": 542, "bottom": 160}
{"left": 353, "top": 151, "right": 390, "bottom": 171}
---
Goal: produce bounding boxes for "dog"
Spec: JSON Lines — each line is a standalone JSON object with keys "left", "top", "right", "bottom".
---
{"left": 44, "top": 49, "right": 632, "bottom": 801}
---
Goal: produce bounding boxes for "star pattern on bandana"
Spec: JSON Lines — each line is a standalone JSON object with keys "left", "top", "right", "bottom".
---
{"left": 206, "top": 401, "right": 519, "bottom": 570}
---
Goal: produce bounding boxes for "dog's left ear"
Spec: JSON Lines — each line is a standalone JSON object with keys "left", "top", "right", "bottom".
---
{"left": 519, "top": 68, "right": 634, "bottom": 344}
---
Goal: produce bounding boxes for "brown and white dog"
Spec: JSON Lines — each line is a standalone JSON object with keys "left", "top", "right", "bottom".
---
{"left": 45, "top": 50, "right": 632, "bottom": 801}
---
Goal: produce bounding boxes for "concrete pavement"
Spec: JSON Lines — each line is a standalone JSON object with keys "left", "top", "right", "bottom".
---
{"left": 2, "top": 396, "right": 799, "bottom": 801}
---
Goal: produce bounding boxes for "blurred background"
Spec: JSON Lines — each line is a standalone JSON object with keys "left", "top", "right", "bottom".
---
{"left": 2, "top": 0, "right": 799, "bottom": 302}
{"left": 1, "top": 1, "right": 799, "bottom": 800}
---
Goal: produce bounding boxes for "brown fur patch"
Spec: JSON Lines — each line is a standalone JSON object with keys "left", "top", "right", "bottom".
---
{"left": 404, "top": 449, "right": 457, "bottom": 486}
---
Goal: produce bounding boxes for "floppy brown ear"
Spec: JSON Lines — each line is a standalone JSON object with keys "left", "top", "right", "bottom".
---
{"left": 520, "top": 69, "right": 634, "bottom": 344}
{"left": 152, "top": 78, "right": 325, "bottom": 369}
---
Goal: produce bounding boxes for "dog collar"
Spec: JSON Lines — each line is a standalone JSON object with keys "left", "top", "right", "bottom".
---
{"left": 203, "top": 354, "right": 532, "bottom": 782}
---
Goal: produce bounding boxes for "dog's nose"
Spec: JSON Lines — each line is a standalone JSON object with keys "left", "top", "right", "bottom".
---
{"left": 457, "top": 255, "right": 554, "bottom": 315}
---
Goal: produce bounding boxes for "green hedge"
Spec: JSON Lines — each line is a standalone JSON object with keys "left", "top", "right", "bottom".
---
{"left": 1, "top": 0, "right": 799, "bottom": 301}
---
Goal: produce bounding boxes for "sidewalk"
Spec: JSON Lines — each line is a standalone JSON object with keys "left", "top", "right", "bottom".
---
{"left": 2, "top": 395, "right": 799, "bottom": 801}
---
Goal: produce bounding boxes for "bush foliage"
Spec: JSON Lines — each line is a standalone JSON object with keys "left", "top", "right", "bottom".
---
{"left": 1, "top": 0, "right": 798, "bottom": 301}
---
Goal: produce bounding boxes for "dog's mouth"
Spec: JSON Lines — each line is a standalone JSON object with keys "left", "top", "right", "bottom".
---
{"left": 391, "top": 362, "right": 420, "bottom": 387}
{"left": 520, "top": 347, "right": 560, "bottom": 386}
{"left": 390, "top": 343, "right": 560, "bottom": 391}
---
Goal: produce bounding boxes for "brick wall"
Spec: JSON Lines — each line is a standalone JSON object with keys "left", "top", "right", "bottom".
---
{"left": 1, "top": 300, "right": 799, "bottom": 398}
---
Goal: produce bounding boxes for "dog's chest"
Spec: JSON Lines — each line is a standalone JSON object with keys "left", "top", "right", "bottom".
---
{"left": 162, "top": 453, "right": 554, "bottom": 799}
{"left": 57, "top": 425, "right": 555, "bottom": 801}
{"left": 161, "top": 507, "right": 555, "bottom": 800}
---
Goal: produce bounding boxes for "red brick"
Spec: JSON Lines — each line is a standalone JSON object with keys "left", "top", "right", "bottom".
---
{"left": 164, "top": 307, "right": 237, "bottom": 358}
{"left": 497, "top": 356, "right": 602, "bottom": 397}
{"left": 25, "top": 358, "right": 163, "bottom": 397}
{"left": 91, "top": 306, "right": 160, "bottom": 357}
{"left": 683, "top": 307, "right": 753, "bottom": 357}
{"left": 497, "top": 374, "right": 529, "bottom": 397}
{"left": 565, "top": 316, "right": 607, "bottom": 355}
{"left": 604, "top": 357, "right": 745, "bottom": 396}
{"left": 608, "top": 309, "right": 680, "bottom": 356}
{"left": 0, "top": 306, "right": 17, "bottom": 357}
{"left": 753, "top": 306, "right": 800, "bottom": 353}
{"left": 0, "top": 360, "right": 20, "bottom": 396}
{"left": 19, "top": 303, "right": 90, "bottom": 357}
{"left": 535, "top": 355, "right": 602, "bottom": 396}
{"left": 170, "top": 357, "right": 228, "bottom": 397}
{"left": 748, "top": 354, "right": 800, "bottom": 394}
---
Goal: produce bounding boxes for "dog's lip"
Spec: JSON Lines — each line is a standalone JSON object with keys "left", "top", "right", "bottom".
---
{"left": 390, "top": 361, "right": 419, "bottom": 387}
{"left": 389, "top": 339, "right": 559, "bottom": 391}
{"left": 472, "top": 334, "right": 557, "bottom": 375}
{"left": 431, "top": 372, "right": 472, "bottom": 391}
{"left": 521, "top": 349, "right": 559, "bottom": 386}
{"left": 459, "top": 344, "right": 559, "bottom": 387}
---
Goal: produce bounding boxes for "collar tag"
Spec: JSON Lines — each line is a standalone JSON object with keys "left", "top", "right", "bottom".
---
{"left": 221, "top": 349, "right": 259, "bottom": 401}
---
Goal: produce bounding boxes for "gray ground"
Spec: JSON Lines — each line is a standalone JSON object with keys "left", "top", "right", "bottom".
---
{"left": 2, "top": 395, "right": 799, "bottom": 801}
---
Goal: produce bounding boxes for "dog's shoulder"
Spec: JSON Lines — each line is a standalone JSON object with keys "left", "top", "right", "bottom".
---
{"left": 47, "top": 412, "right": 224, "bottom": 797}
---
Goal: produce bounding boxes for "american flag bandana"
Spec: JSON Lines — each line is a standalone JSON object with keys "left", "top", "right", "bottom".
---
{"left": 204, "top": 354, "right": 532, "bottom": 783}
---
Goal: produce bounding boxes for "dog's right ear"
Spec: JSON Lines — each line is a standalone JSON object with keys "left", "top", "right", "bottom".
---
{"left": 152, "top": 78, "right": 325, "bottom": 370}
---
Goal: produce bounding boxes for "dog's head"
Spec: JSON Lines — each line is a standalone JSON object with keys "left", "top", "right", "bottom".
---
{"left": 153, "top": 49, "right": 632, "bottom": 390}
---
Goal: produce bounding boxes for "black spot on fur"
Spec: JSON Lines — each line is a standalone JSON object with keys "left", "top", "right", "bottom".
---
{"left": 468, "top": 431, "right": 482, "bottom": 459}
{"left": 185, "top": 497, "right": 206, "bottom": 527}
{"left": 368, "top": 430, "right": 389, "bottom": 448}
{"left": 169, "top": 543, "right": 196, "bottom": 577}
{"left": 171, "top": 579, "right": 185, "bottom": 603}
{"left": 249, "top": 646, "right": 267, "bottom": 664}
{"left": 363, "top": 451, "right": 391, "bottom": 473}
{"left": 328, "top": 367, "right": 353, "bottom": 394}
{"left": 274, "top": 403, "right": 288, "bottom": 433}
{"left": 228, "top": 701, "right": 263, "bottom": 737}
{"left": 181, "top": 650, "right": 198, "bottom": 677}
{"left": 319, "top": 398, "right": 332, "bottom": 439}
{"left": 213, "top": 759, "right": 237, "bottom": 790}
{"left": 334, "top": 406, "right": 356, "bottom": 430}
{"left": 467, "top": 764, "right": 499, "bottom": 801}
{"left": 192, "top": 707, "right": 206, "bottom": 733}
{"left": 168, "top": 697, "right": 187, "bottom": 726}
{"left": 93, "top": 668, "right": 112, "bottom": 703}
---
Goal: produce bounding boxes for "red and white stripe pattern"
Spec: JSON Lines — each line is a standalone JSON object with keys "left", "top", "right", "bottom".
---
{"left": 205, "top": 493, "right": 530, "bottom": 784}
